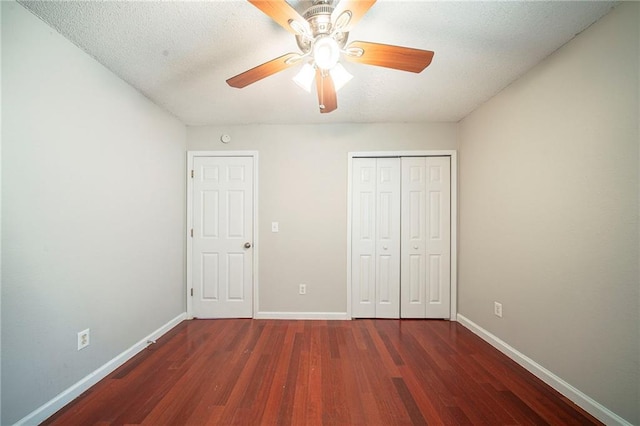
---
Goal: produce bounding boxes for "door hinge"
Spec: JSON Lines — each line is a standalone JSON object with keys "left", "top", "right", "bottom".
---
{"left": 190, "top": 288, "right": 193, "bottom": 297}
{"left": 190, "top": 228, "right": 193, "bottom": 237}
{"left": 191, "top": 169, "right": 194, "bottom": 178}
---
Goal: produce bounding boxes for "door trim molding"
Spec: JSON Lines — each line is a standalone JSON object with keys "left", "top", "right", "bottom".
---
{"left": 186, "top": 151, "right": 259, "bottom": 319}
{"left": 346, "top": 150, "right": 458, "bottom": 320}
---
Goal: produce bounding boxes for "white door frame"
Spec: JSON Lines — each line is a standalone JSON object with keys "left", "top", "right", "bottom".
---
{"left": 347, "top": 151, "right": 458, "bottom": 320}
{"left": 186, "top": 151, "right": 259, "bottom": 319}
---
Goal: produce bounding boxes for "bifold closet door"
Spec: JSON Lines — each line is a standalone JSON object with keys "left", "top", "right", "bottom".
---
{"left": 351, "top": 158, "right": 401, "bottom": 318}
{"left": 401, "top": 157, "right": 451, "bottom": 319}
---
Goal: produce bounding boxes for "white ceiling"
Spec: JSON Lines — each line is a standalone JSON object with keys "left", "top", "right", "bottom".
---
{"left": 19, "top": 0, "right": 617, "bottom": 125}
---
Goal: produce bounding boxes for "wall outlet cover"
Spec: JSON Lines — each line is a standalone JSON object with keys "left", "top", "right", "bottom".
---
{"left": 77, "top": 328, "right": 90, "bottom": 350}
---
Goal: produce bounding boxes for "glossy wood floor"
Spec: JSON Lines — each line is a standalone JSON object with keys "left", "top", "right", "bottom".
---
{"left": 44, "top": 319, "right": 601, "bottom": 425}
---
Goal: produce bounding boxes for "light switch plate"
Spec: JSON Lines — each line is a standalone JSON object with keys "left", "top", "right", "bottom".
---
{"left": 271, "top": 222, "right": 279, "bottom": 232}
{"left": 494, "top": 302, "right": 503, "bottom": 318}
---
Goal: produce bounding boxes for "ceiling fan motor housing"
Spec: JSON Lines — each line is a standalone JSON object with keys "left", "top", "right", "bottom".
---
{"left": 295, "top": 2, "right": 349, "bottom": 54}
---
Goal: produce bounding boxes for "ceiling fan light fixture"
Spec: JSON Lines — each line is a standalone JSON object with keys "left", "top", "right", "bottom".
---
{"left": 330, "top": 63, "right": 353, "bottom": 91}
{"left": 293, "top": 62, "right": 316, "bottom": 93}
{"left": 313, "top": 36, "right": 340, "bottom": 70}
{"left": 229, "top": 0, "right": 435, "bottom": 115}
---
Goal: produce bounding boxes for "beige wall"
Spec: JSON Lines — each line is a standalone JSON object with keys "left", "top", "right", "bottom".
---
{"left": 188, "top": 123, "right": 458, "bottom": 313}
{"left": 458, "top": 3, "right": 639, "bottom": 423}
{"left": 1, "top": 2, "right": 186, "bottom": 423}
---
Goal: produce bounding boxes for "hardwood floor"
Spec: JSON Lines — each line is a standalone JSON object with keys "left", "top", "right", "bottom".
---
{"left": 43, "top": 319, "right": 601, "bottom": 425}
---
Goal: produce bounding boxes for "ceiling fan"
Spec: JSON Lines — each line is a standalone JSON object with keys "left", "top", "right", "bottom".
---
{"left": 226, "top": 0, "right": 434, "bottom": 114}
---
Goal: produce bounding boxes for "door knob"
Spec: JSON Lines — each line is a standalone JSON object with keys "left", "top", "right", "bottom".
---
{"left": 244, "top": 242, "right": 252, "bottom": 249}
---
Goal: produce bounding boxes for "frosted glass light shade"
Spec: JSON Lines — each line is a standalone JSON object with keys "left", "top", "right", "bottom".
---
{"left": 293, "top": 63, "right": 316, "bottom": 93}
{"left": 330, "top": 63, "right": 353, "bottom": 92}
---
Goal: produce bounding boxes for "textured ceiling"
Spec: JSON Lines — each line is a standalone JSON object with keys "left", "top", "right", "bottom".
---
{"left": 19, "top": 0, "right": 617, "bottom": 125}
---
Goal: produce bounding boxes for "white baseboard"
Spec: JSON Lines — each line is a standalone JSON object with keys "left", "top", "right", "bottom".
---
{"left": 255, "top": 311, "right": 349, "bottom": 320}
{"left": 456, "top": 314, "right": 631, "bottom": 426}
{"left": 14, "top": 312, "right": 187, "bottom": 426}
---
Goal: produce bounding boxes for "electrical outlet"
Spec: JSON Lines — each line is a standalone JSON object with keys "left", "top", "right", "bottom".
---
{"left": 299, "top": 284, "right": 306, "bottom": 295}
{"left": 77, "top": 329, "right": 90, "bottom": 350}
{"left": 494, "top": 302, "right": 503, "bottom": 318}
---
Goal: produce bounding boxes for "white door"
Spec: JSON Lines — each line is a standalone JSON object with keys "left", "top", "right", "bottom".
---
{"left": 192, "top": 156, "right": 254, "bottom": 318}
{"left": 401, "top": 157, "right": 451, "bottom": 318}
{"left": 351, "top": 158, "right": 401, "bottom": 318}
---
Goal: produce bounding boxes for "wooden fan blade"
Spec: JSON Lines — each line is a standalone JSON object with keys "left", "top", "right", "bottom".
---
{"left": 345, "top": 41, "right": 434, "bottom": 73}
{"left": 227, "top": 53, "right": 300, "bottom": 88}
{"left": 315, "top": 68, "right": 337, "bottom": 113}
{"left": 248, "top": 0, "right": 308, "bottom": 34}
{"left": 331, "top": 0, "right": 376, "bottom": 32}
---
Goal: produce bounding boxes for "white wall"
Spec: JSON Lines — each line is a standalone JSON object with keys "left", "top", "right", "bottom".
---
{"left": 1, "top": 2, "right": 186, "bottom": 424}
{"left": 458, "top": 2, "right": 639, "bottom": 424}
{"left": 188, "top": 123, "right": 458, "bottom": 314}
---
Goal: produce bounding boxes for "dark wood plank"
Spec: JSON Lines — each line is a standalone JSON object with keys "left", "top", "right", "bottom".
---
{"left": 392, "top": 377, "right": 428, "bottom": 426}
{"left": 43, "top": 319, "right": 603, "bottom": 426}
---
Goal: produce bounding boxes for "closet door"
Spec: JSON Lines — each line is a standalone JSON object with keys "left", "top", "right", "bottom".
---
{"left": 351, "top": 158, "right": 400, "bottom": 318}
{"left": 401, "top": 157, "right": 451, "bottom": 319}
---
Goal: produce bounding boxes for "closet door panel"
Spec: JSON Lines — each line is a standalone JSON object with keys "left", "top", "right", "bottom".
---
{"left": 351, "top": 159, "right": 377, "bottom": 317}
{"left": 425, "top": 157, "right": 451, "bottom": 318}
{"left": 375, "top": 158, "right": 400, "bottom": 318}
{"left": 401, "top": 158, "right": 428, "bottom": 318}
